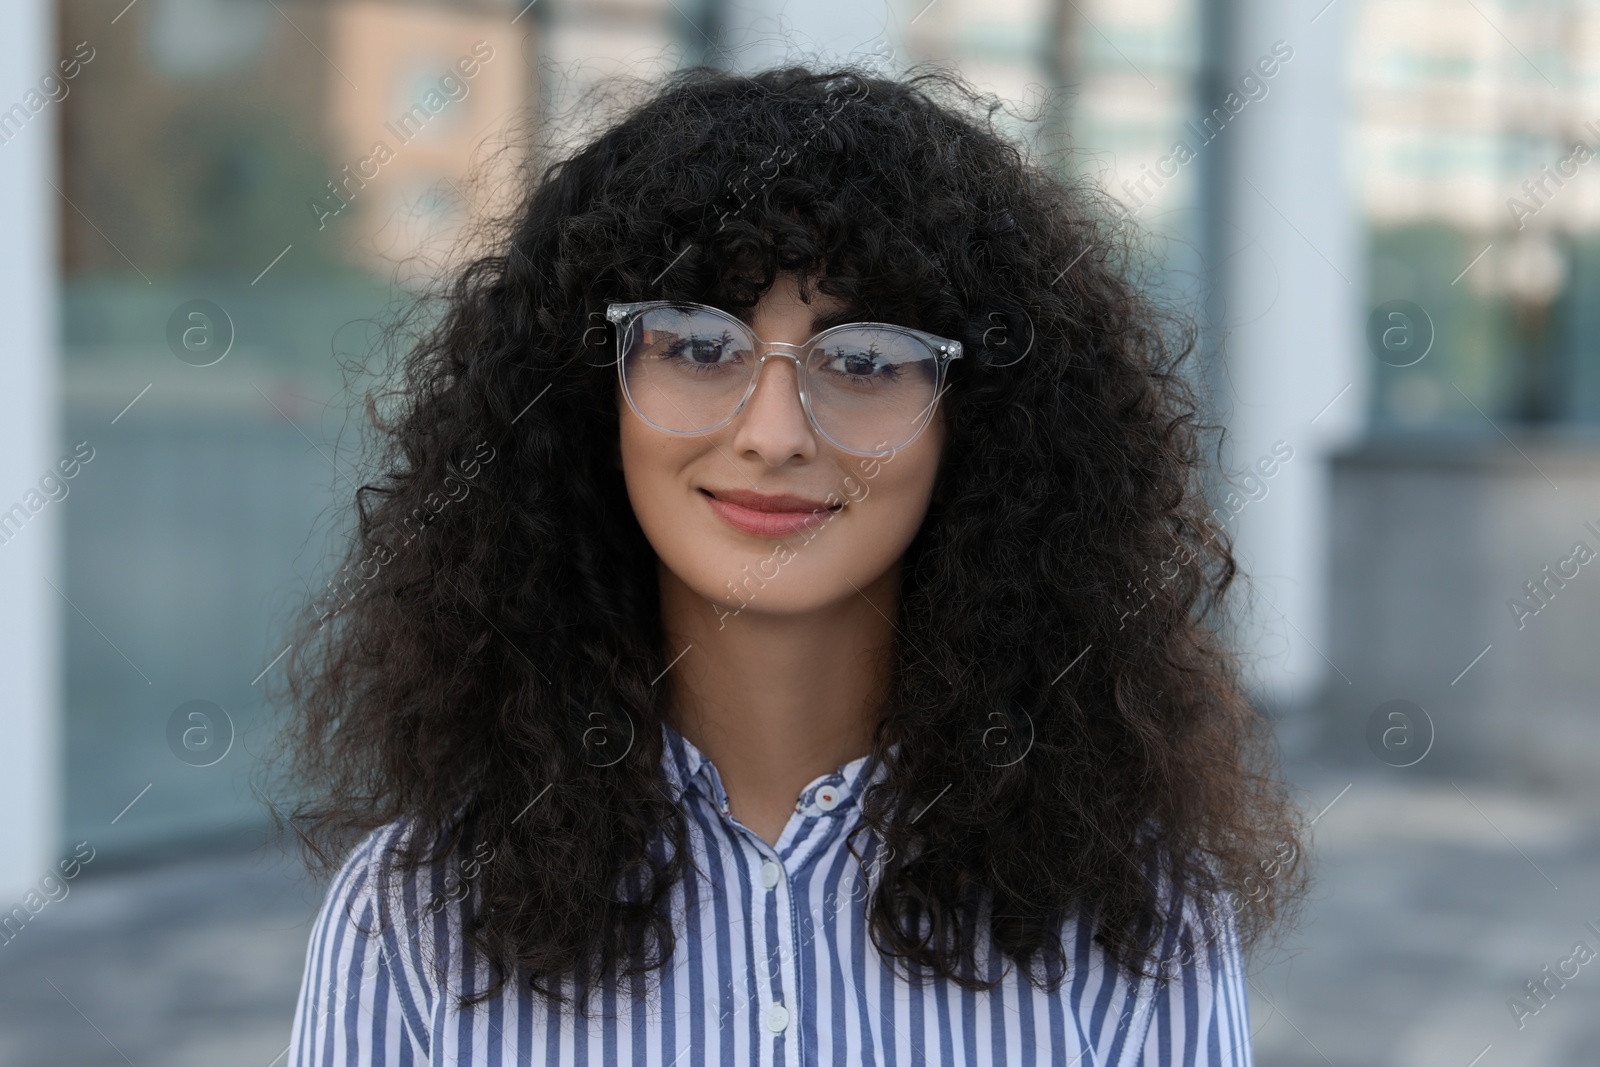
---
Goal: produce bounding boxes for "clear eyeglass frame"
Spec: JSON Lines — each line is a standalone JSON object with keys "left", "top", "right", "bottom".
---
{"left": 604, "top": 299, "right": 964, "bottom": 457}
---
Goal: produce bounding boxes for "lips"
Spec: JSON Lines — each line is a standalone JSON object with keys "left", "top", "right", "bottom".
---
{"left": 703, "top": 488, "right": 839, "bottom": 513}
{"left": 699, "top": 487, "right": 842, "bottom": 539}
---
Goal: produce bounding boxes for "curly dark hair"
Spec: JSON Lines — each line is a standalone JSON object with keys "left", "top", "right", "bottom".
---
{"left": 262, "top": 60, "right": 1308, "bottom": 1017}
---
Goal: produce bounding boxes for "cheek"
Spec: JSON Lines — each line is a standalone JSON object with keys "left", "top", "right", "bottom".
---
{"left": 617, "top": 410, "right": 679, "bottom": 534}
{"left": 843, "top": 441, "right": 941, "bottom": 546}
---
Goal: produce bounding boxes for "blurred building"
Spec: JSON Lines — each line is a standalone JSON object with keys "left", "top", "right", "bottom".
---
{"left": 1320, "top": 0, "right": 1600, "bottom": 797}
{"left": 1355, "top": 0, "right": 1600, "bottom": 425}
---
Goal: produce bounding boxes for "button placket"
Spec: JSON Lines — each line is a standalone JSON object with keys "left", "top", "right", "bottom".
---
{"left": 764, "top": 849, "right": 797, "bottom": 1067}
{"left": 697, "top": 751, "right": 793, "bottom": 1066}
{"left": 757, "top": 765, "right": 875, "bottom": 1067}
{"left": 682, "top": 739, "right": 883, "bottom": 1067}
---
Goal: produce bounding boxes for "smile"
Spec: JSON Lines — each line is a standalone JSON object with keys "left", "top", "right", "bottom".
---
{"left": 699, "top": 488, "right": 842, "bottom": 539}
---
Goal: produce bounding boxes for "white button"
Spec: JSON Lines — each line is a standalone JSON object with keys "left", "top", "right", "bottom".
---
{"left": 766, "top": 1002, "right": 789, "bottom": 1033}
{"left": 814, "top": 785, "right": 841, "bottom": 811}
{"left": 760, "top": 860, "right": 781, "bottom": 888}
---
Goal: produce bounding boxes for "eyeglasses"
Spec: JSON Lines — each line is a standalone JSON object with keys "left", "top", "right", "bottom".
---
{"left": 604, "top": 300, "right": 962, "bottom": 456}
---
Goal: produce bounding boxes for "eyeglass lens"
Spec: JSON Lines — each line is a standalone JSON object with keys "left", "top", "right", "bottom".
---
{"left": 619, "top": 305, "right": 941, "bottom": 453}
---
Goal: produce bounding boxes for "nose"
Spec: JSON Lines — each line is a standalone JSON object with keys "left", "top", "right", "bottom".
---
{"left": 728, "top": 352, "right": 817, "bottom": 464}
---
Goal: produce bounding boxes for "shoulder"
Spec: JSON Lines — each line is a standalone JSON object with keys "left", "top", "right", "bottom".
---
{"left": 1033, "top": 849, "right": 1250, "bottom": 1067}
{"left": 306, "top": 818, "right": 429, "bottom": 943}
{"left": 1127, "top": 821, "right": 1242, "bottom": 970}
{"left": 287, "top": 817, "right": 459, "bottom": 1066}
{"left": 1130, "top": 850, "right": 1255, "bottom": 1067}
{"left": 319, "top": 815, "right": 477, "bottom": 981}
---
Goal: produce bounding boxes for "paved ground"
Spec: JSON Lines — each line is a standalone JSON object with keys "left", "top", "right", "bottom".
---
{"left": 0, "top": 836, "right": 321, "bottom": 1067}
{"left": 1245, "top": 767, "right": 1600, "bottom": 1067}
{"left": 2, "top": 763, "right": 1598, "bottom": 1066}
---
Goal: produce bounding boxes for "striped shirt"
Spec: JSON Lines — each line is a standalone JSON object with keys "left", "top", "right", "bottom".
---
{"left": 287, "top": 722, "right": 1254, "bottom": 1066}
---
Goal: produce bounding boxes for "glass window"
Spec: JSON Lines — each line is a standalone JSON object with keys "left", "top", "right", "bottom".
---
{"left": 1355, "top": 0, "right": 1600, "bottom": 429}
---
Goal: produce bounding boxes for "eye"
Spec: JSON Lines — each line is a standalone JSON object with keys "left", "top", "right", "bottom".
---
{"left": 662, "top": 330, "right": 739, "bottom": 369}
{"left": 818, "top": 342, "right": 902, "bottom": 382}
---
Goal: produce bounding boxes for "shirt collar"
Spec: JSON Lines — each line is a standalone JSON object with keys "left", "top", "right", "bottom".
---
{"left": 659, "top": 719, "right": 894, "bottom": 818}
{"left": 659, "top": 719, "right": 707, "bottom": 797}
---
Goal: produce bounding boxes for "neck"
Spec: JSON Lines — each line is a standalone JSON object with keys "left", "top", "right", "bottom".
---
{"left": 657, "top": 560, "right": 898, "bottom": 844}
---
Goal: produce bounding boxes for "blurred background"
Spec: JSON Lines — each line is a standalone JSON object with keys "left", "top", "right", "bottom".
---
{"left": 2, "top": 0, "right": 1598, "bottom": 1063}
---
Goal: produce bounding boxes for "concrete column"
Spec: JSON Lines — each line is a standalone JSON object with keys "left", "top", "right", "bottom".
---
{"left": 1205, "top": 0, "right": 1367, "bottom": 711}
{"left": 0, "top": 0, "right": 64, "bottom": 898}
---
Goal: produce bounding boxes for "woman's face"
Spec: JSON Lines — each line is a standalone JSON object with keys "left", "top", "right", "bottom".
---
{"left": 617, "top": 273, "right": 947, "bottom": 626}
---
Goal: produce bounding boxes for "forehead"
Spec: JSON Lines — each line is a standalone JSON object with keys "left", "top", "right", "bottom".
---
{"left": 722, "top": 278, "right": 859, "bottom": 335}
{"left": 722, "top": 306, "right": 864, "bottom": 338}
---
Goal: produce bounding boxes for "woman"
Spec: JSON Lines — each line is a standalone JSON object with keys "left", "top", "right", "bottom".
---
{"left": 269, "top": 62, "right": 1306, "bottom": 1066}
